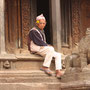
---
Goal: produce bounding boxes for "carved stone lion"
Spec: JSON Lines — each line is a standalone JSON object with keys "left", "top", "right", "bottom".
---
{"left": 65, "top": 28, "right": 90, "bottom": 73}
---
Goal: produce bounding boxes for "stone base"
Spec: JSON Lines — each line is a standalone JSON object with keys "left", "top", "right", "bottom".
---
{"left": 60, "top": 70, "right": 90, "bottom": 90}
{"left": 0, "top": 53, "right": 66, "bottom": 70}
{"left": 0, "top": 83, "right": 61, "bottom": 90}
{"left": 61, "top": 71, "right": 90, "bottom": 82}
{"left": 0, "top": 54, "right": 71, "bottom": 90}
{"left": 0, "top": 54, "right": 55, "bottom": 70}
{"left": 0, "top": 70, "right": 90, "bottom": 90}
{"left": 61, "top": 80, "right": 90, "bottom": 90}
{"left": 0, "top": 70, "right": 61, "bottom": 90}
{"left": 0, "top": 70, "right": 60, "bottom": 83}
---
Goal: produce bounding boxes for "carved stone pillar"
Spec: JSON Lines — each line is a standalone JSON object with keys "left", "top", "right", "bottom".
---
{"left": 21, "top": 0, "right": 31, "bottom": 49}
{"left": 0, "top": 0, "right": 6, "bottom": 54}
{"left": 50, "top": 0, "right": 62, "bottom": 52}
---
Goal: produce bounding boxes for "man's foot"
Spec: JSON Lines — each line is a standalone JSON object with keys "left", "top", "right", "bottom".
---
{"left": 56, "top": 70, "right": 63, "bottom": 79}
{"left": 40, "top": 66, "right": 52, "bottom": 76}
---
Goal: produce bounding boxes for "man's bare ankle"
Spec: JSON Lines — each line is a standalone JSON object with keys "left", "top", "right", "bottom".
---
{"left": 56, "top": 70, "right": 61, "bottom": 73}
{"left": 42, "top": 66, "right": 49, "bottom": 69}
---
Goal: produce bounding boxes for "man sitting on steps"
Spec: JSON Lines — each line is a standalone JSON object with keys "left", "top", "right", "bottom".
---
{"left": 28, "top": 14, "right": 63, "bottom": 78}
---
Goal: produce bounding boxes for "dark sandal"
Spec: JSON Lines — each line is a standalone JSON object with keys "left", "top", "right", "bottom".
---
{"left": 40, "top": 68, "right": 52, "bottom": 76}
{"left": 56, "top": 74, "right": 62, "bottom": 79}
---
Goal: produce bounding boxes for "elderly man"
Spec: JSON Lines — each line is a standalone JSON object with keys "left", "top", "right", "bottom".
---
{"left": 28, "top": 14, "right": 62, "bottom": 78}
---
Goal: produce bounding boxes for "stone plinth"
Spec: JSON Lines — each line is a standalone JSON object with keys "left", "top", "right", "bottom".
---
{"left": 0, "top": 70, "right": 61, "bottom": 90}
{"left": 60, "top": 69, "right": 90, "bottom": 90}
{"left": 60, "top": 80, "right": 90, "bottom": 90}
{"left": 61, "top": 71, "right": 90, "bottom": 82}
{"left": 0, "top": 54, "right": 56, "bottom": 70}
{"left": 0, "top": 70, "right": 90, "bottom": 90}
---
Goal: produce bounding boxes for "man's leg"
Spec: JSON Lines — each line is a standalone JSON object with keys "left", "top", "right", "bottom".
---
{"left": 54, "top": 52, "right": 62, "bottom": 70}
{"left": 37, "top": 46, "right": 63, "bottom": 77}
{"left": 53, "top": 52, "right": 63, "bottom": 78}
{"left": 37, "top": 46, "right": 55, "bottom": 75}
{"left": 37, "top": 46, "right": 55, "bottom": 68}
{"left": 39, "top": 47, "right": 62, "bottom": 70}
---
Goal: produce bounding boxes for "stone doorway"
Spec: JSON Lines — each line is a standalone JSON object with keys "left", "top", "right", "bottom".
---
{"left": 37, "top": 0, "right": 52, "bottom": 44}
{"left": 5, "top": 0, "right": 52, "bottom": 54}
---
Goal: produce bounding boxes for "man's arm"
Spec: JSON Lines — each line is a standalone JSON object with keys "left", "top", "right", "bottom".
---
{"left": 29, "top": 30, "right": 48, "bottom": 46}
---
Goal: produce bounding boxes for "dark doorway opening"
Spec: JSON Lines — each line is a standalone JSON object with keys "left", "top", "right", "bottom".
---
{"left": 37, "top": 0, "right": 51, "bottom": 44}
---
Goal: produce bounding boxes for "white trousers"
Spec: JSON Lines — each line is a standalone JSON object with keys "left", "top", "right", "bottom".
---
{"left": 37, "top": 46, "right": 62, "bottom": 70}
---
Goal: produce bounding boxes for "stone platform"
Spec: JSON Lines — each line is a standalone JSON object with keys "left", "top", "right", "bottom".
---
{"left": 0, "top": 70, "right": 90, "bottom": 90}
{"left": 0, "top": 70, "right": 62, "bottom": 90}
{"left": 60, "top": 68, "right": 90, "bottom": 90}
{"left": 0, "top": 53, "right": 65, "bottom": 70}
{"left": 1, "top": 53, "right": 90, "bottom": 90}
{"left": 0, "top": 54, "right": 50, "bottom": 70}
{"left": 61, "top": 71, "right": 90, "bottom": 82}
{"left": 0, "top": 53, "right": 67, "bottom": 90}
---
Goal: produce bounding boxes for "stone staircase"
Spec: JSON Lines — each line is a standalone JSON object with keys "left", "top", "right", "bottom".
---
{"left": 0, "top": 52, "right": 66, "bottom": 90}
{"left": 0, "top": 70, "right": 61, "bottom": 83}
{"left": 1, "top": 53, "right": 89, "bottom": 90}
{"left": 0, "top": 70, "right": 64, "bottom": 90}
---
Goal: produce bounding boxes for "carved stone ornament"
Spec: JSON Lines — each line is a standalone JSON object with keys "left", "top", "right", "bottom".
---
{"left": 64, "top": 28, "right": 90, "bottom": 72}
{"left": 3, "top": 60, "right": 11, "bottom": 69}
{"left": 72, "top": 0, "right": 80, "bottom": 45}
{"left": 61, "top": 28, "right": 90, "bottom": 82}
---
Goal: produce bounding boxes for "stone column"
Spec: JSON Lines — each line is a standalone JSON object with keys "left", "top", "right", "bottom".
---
{"left": 50, "top": 0, "right": 62, "bottom": 52}
{"left": 0, "top": 0, "right": 6, "bottom": 54}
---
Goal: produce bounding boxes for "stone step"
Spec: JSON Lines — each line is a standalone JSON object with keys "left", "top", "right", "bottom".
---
{"left": 0, "top": 53, "right": 66, "bottom": 60}
{"left": 0, "top": 70, "right": 63, "bottom": 83}
{"left": 0, "top": 70, "right": 54, "bottom": 77}
{"left": 0, "top": 54, "right": 66, "bottom": 70}
{"left": 0, "top": 77, "right": 61, "bottom": 83}
{"left": 0, "top": 70, "right": 63, "bottom": 90}
{"left": 0, "top": 82, "right": 61, "bottom": 90}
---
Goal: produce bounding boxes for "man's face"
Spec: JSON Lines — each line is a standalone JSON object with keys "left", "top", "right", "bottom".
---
{"left": 37, "top": 19, "right": 46, "bottom": 30}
